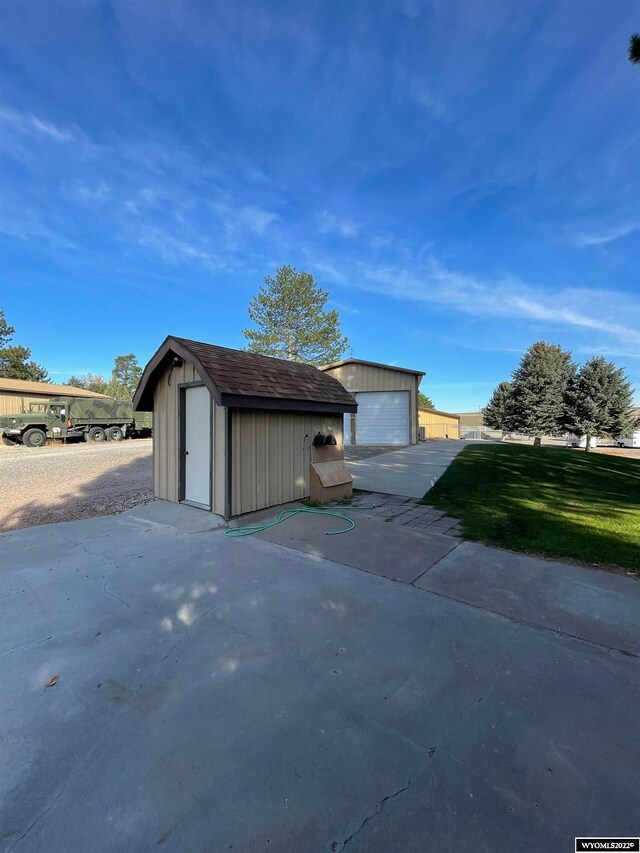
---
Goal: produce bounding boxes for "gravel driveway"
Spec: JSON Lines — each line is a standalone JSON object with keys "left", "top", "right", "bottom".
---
{"left": 0, "top": 439, "right": 153, "bottom": 531}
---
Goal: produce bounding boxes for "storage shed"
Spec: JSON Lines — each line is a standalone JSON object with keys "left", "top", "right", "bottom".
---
{"left": 0, "top": 377, "right": 107, "bottom": 416}
{"left": 319, "top": 358, "right": 424, "bottom": 445}
{"left": 418, "top": 408, "right": 460, "bottom": 440}
{"left": 133, "top": 336, "right": 357, "bottom": 518}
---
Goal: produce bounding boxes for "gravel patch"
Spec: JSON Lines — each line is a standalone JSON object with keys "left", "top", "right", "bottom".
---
{"left": 0, "top": 439, "right": 153, "bottom": 532}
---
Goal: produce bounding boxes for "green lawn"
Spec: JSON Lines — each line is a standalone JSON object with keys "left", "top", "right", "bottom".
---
{"left": 421, "top": 444, "right": 640, "bottom": 571}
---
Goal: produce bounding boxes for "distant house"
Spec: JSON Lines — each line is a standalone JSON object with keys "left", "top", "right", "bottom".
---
{"left": 0, "top": 377, "right": 106, "bottom": 416}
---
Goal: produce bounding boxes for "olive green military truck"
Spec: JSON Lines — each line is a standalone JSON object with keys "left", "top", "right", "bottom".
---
{"left": 0, "top": 397, "right": 153, "bottom": 448}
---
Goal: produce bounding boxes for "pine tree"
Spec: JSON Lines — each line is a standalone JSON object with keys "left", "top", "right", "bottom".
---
{"left": 562, "top": 357, "right": 635, "bottom": 451}
{"left": 509, "top": 342, "right": 574, "bottom": 445}
{"left": 0, "top": 310, "right": 49, "bottom": 382}
{"left": 243, "top": 266, "right": 349, "bottom": 365}
{"left": 67, "top": 355, "right": 142, "bottom": 400}
{"left": 67, "top": 373, "right": 110, "bottom": 395}
{"left": 482, "top": 381, "right": 514, "bottom": 435}
{"left": 418, "top": 391, "right": 435, "bottom": 408}
{"left": 108, "top": 354, "right": 142, "bottom": 400}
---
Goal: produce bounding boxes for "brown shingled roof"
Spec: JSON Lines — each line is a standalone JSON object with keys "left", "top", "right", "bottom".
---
{"left": 134, "top": 336, "right": 358, "bottom": 414}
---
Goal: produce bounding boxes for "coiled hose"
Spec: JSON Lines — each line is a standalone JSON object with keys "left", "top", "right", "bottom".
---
{"left": 224, "top": 505, "right": 375, "bottom": 537}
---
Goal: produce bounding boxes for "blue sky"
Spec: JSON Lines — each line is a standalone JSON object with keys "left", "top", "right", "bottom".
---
{"left": 1, "top": 0, "right": 638, "bottom": 411}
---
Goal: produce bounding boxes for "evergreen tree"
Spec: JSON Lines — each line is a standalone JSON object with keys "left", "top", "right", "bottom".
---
{"left": 243, "top": 265, "right": 349, "bottom": 365}
{"left": 509, "top": 342, "right": 574, "bottom": 445}
{"left": 629, "top": 33, "right": 640, "bottom": 64}
{"left": 562, "top": 357, "right": 635, "bottom": 451}
{"left": 67, "top": 355, "right": 141, "bottom": 400}
{"left": 0, "top": 310, "right": 50, "bottom": 382}
{"left": 482, "top": 381, "right": 514, "bottom": 435}
{"left": 67, "top": 373, "right": 110, "bottom": 395}
{"left": 108, "top": 354, "right": 142, "bottom": 400}
{"left": 418, "top": 391, "right": 435, "bottom": 408}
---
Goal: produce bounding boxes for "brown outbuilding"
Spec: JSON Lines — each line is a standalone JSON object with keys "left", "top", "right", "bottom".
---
{"left": 133, "top": 336, "right": 357, "bottom": 518}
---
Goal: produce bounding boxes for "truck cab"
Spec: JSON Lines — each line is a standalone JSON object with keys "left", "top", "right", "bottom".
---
{"left": 0, "top": 403, "right": 56, "bottom": 447}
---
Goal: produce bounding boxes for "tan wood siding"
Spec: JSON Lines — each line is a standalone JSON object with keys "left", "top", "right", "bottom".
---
{"left": 418, "top": 409, "right": 460, "bottom": 439}
{"left": 152, "top": 360, "right": 226, "bottom": 515}
{"left": 0, "top": 394, "right": 50, "bottom": 416}
{"left": 231, "top": 411, "right": 342, "bottom": 516}
{"left": 322, "top": 364, "right": 420, "bottom": 444}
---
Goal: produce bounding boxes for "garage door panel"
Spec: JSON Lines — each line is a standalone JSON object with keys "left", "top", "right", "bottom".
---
{"left": 356, "top": 391, "right": 409, "bottom": 445}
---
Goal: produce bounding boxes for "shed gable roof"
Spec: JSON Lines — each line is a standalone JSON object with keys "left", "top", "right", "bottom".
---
{"left": 133, "top": 336, "right": 358, "bottom": 414}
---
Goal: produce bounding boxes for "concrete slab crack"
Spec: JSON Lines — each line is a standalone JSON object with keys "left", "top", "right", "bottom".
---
{"left": 332, "top": 777, "right": 415, "bottom": 851}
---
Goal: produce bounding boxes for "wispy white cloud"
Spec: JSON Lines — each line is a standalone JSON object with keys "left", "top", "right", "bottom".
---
{"left": 573, "top": 221, "right": 639, "bottom": 247}
{"left": 410, "top": 79, "right": 447, "bottom": 119}
{"left": 328, "top": 300, "right": 360, "bottom": 316}
{"left": 0, "top": 215, "right": 76, "bottom": 249}
{"left": 133, "top": 225, "right": 236, "bottom": 273}
{"left": 235, "top": 206, "right": 278, "bottom": 235}
{"left": 317, "top": 210, "right": 359, "bottom": 238}
{"left": 576, "top": 345, "right": 640, "bottom": 361}
{"left": 48, "top": 369, "right": 93, "bottom": 375}
{"left": 69, "top": 182, "right": 111, "bottom": 202}
{"left": 0, "top": 107, "right": 75, "bottom": 142}
{"left": 349, "top": 255, "right": 640, "bottom": 346}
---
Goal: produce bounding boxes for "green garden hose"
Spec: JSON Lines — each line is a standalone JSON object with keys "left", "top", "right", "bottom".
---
{"left": 224, "top": 505, "right": 375, "bottom": 538}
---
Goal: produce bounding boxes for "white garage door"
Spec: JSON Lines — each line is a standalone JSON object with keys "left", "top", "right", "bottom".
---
{"left": 355, "top": 391, "right": 409, "bottom": 445}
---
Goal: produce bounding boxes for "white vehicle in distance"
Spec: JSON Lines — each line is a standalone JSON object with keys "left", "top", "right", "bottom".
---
{"left": 566, "top": 434, "right": 597, "bottom": 449}
{"left": 614, "top": 430, "right": 640, "bottom": 449}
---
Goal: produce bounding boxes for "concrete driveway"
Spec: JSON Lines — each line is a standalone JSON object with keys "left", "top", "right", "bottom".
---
{"left": 1, "top": 501, "right": 639, "bottom": 852}
{"left": 346, "top": 439, "right": 467, "bottom": 498}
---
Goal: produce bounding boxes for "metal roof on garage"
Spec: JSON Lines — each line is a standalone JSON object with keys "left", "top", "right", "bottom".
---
{"left": 0, "top": 378, "right": 107, "bottom": 398}
{"left": 418, "top": 407, "right": 460, "bottom": 420}
{"left": 319, "top": 358, "right": 425, "bottom": 377}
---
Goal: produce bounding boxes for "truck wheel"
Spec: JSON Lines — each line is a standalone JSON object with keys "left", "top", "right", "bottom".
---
{"left": 2, "top": 435, "right": 17, "bottom": 447}
{"left": 88, "top": 427, "right": 107, "bottom": 442}
{"left": 22, "top": 428, "right": 47, "bottom": 448}
{"left": 106, "top": 426, "right": 124, "bottom": 442}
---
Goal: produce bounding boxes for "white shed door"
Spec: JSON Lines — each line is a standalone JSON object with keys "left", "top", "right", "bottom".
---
{"left": 355, "top": 391, "right": 409, "bottom": 445}
{"left": 184, "top": 385, "right": 211, "bottom": 508}
{"left": 343, "top": 413, "right": 351, "bottom": 445}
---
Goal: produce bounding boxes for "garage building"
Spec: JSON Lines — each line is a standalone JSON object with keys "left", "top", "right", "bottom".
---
{"left": 319, "top": 358, "right": 424, "bottom": 446}
{"left": 0, "top": 377, "right": 106, "bottom": 416}
{"left": 133, "top": 336, "right": 357, "bottom": 518}
{"left": 418, "top": 408, "right": 460, "bottom": 439}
